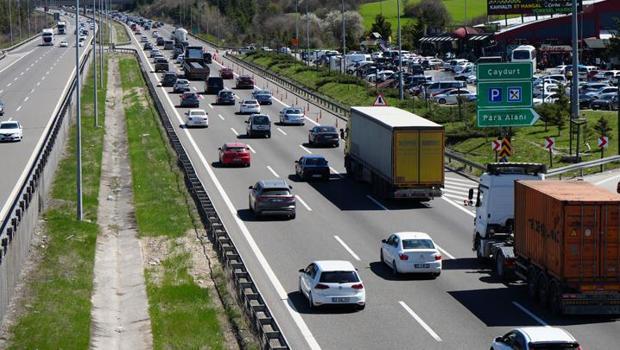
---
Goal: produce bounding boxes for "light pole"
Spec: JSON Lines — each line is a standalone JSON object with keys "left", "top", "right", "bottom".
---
{"left": 397, "top": 0, "right": 403, "bottom": 100}
{"left": 99, "top": 0, "right": 103, "bottom": 88}
{"left": 295, "top": 0, "right": 299, "bottom": 53}
{"left": 75, "top": 0, "right": 83, "bottom": 221}
{"left": 93, "top": 0, "right": 98, "bottom": 128}
{"left": 306, "top": 0, "right": 310, "bottom": 66}
{"left": 341, "top": 0, "right": 346, "bottom": 74}
{"left": 617, "top": 76, "right": 619, "bottom": 155}
{"left": 9, "top": 0, "right": 14, "bottom": 44}
{"left": 570, "top": 0, "right": 579, "bottom": 156}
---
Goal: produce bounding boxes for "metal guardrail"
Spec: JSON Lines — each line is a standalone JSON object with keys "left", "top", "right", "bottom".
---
{"left": 121, "top": 46, "right": 289, "bottom": 349}
{"left": 546, "top": 155, "right": 620, "bottom": 178}
{"left": 445, "top": 149, "right": 487, "bottom": 173}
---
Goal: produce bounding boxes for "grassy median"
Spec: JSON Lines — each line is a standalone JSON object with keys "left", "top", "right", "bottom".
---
{"left": 7, "top": 57, "right": 108, "bottom": 348}
{"left": 118, "top": 56, "right": 231, "bottom": 349}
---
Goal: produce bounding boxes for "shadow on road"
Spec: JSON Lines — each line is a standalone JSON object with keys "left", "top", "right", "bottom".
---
{"left": 369, "top": 261, "right": 438, "bottom": 281}
{"left": 287, "top": 291, "right": 361, "bottom": 315}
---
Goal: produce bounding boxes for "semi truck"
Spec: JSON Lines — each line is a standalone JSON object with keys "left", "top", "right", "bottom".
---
{"left": 344, "top": 107, "right": 444, "bottom": 200}
{"left": 173, "top": 28, "right": 188, "bottom": 45}
{"left": 470, "top": 163, "right": 620, "bottom": 315}
{"left": 41, "top": 28, "right": 54, "bottom": 46}
{"left": 182, "top": 46, "right": 210, "bottom": 80}
{"left": 57, "top": 21, "right": 66, "bottom": 35}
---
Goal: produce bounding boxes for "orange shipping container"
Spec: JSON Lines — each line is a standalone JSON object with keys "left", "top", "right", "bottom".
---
{"left": 515, "top": 181, "right": 620, "bottom": 289}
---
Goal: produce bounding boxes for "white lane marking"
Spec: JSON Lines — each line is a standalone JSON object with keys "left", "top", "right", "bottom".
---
{"left": 435, "top": 245, "right": 455, "bottom": 260}
{"left": 134, "top": 38, "right": 320, "bottom": 348}
{"left": 208, "top": 103, "right": 213, "bottom": 109}
{"left": 329, "top": 167, "right": 343, "bottom": 178}
{"left": 276, "top": 127, "right": 287, "bottom": 135}
{"left": 443, "top": 193, "right": 468, "bottom": 201}
{"left": 366, "top": 195, "right": 388, "bottom": 210}
{"left": 42, "top": 76, "right": 46, "bottom": 81}
{"left": 512, "top": 302, "right": 549, "bottom": 327}
{"left": 16, "top": 106, "right": 22, "bottom": 112}
{"left": 23, "top": 96, "right": 29, "bottom": 102}
{"left": 234, "top": 95, "right": 241, "bottom": 100}
{"left": 295, "top": 195, "right": 312, "bottom": 211}
{"left": 0, "top": 90, "right": 3, "bottom": 94}
{"left": 266, "top": 165, "right": 280, "bottom": 178}
{"left": 247, "top": 144, "right": 256, "bottom": 154}
{"left": 30, "top": 88, "right": 35, "bottom": 94}
{"left": 595, "top": 174, "right": 620, "bottom": 185}
{"left": 442, "top": 188, "right": 469, "bottom": 196}
{"left": 20, "top": 72, "right": 24, "bottom": 76}
{"left": 192, "top": 86, "right": 197, "bottom": 91}
{"left": 218, "top": 114, "right": 225, "bottom": 120}
{"left": 399, "top": 301, "right": 442, "bottom": 342}
{"left": 230, "top": 127, "right": 239, "bottom": 136}
{"left": 299, "top": 144, "right": 312, "bottom": 154}
{"left": 441, "top": 197, "right": 475, "bottom": 218}
{"left": 444, "top": 183, "right": 473, "bottom": 191}
{"left": 304, "top": 115, "right": 320, "bottom": 126}
{"left": 445, "top": 176, "right": 478, "bottom": 185}
{"left": 6, "top": 83, "right": 11, "bottom": 87}
{"left": 334, "top": 235, "right": 361, "bottom": 261}
{"left": 45, "top": 71, "right": 50, "bottom": 76}
{"left": 0, "top": 50, "right": 32, "bottom": 75}
{"left": 13, "top": 77, "right": 18, "bottom": 81}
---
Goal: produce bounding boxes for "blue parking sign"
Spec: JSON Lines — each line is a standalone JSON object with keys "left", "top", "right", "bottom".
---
{"left": 488, "top": 88, "right": 502, "bottom": 103}
{"left": 508, "top": 87, "right": 522, "bottom": 102}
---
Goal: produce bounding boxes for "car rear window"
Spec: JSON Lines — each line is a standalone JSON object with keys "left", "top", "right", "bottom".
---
{"left": 220, "top": 91, "right": 233, "bottom": 97}
{"left": 402, "top": 239, "right": 435, "bottom": 249}
{"left": 316, "top": 126, "right": 336, "bottom": 133}
{"left": 319, "top": 271, "right": 360, "bottom": 283}
{"left": 228, "top": 147, "right": 246, "bottom": 152}
{"left": 253, "top": 116, "right": 270, "bottom": 125}
{"left": 305, "top": 158, "right": 327, "bottom": 166}
{"left": 287, "top": 108, "right": 302, "bottom": 114}
{"left": 529, "top": 344, "right": 580, "bottom": 350}
{"left": 261, "top": 188, "right": 290, "bottom": 196}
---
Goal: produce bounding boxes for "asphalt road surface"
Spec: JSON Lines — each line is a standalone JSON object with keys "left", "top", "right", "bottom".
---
{"left": 127, "top": 23, "right": 620, "bottom": 350}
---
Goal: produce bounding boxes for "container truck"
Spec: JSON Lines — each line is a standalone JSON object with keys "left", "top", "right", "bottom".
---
{"left": 182, "top": 46, "right": 210, "bottom": 80}
{"left": 344, "top": 107, "right": 444, "bottom": 200}
{"left": 470, "top": 163, "right": 620, "bottom": 315}
{"left": 173, "top": 28, "right": 188, "bottom": 45}
{"left": 57, "top": 21, "right": 66, "bottom": 34}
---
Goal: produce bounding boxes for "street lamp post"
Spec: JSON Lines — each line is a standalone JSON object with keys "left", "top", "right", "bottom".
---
{"left": 397, "top": 0, "right": 403, "bottom": 100}
{"left": 75, "top": 0, "right": 83, "bottom": 221}
{"left": 93, "top": 0, "right": 98, "bottom": 128}
{"left": 341, "top": 0, "right": 346, "bottom": 74}
{"left": 617, "top": 76, "right": 619, "bottom": 154}
{"left": 570, "top": 0, "right": 579, "bottom": 156}
{"left": 295, "top": 0, "right": 299, "bottom": 53}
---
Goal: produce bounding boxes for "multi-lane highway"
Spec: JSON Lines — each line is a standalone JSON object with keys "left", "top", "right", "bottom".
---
{"left": 127, "top": 23, "right": 620, "bottom": 349}
{"left": 0, "top": 14, "right": 92, "bottom": 222}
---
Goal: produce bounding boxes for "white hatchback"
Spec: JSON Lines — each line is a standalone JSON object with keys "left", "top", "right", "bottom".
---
{"left": 239, "top": 99, "right": 261, "bottom": 114}
{"left": 185, "top": 109, "right": 208, "bottom": 127}
{"left": 380, "top": 232, "right": 441, "bottom": 277}
{"left": 298, "top": 260, "right": 365, "bottom": 310}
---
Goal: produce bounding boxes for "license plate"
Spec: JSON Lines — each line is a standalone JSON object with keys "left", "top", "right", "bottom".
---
{"left": 414, "top": 264, "right": 430, "bottom": 268}
{"left": 312, "top": 174, "right": 322, "bottom": 178}
{"left": 332, "top": 297, "right": 349, "bottom": 303}
{"left": 271, "top": 199, "right": 282, "bottom": 202}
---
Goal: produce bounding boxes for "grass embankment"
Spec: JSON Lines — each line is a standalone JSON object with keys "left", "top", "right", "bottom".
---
{"left": 111, "top": 19, "right": 130, "bottom": 44}
{"left": 8, "top": 58, "right": 108, "bottom": 348}
{"left": 196, "top": 33, "right": 226, "bottom": 48}
{"left": 119, "top": 56, "right": 231, "bottom": 349}
{"left": 359, "top": 0, "right": 487, "bottom": 30}
{"left": 243, "top": 51, "right": 620, "bottom": 172}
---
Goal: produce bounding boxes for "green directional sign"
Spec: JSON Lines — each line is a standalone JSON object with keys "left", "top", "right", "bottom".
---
{"left": 477, "top": 63, "right": 533, "bottom": 81}
{"left": 477, "top": 108, "right": 540, "bottom": 127}
{"left": 477, "top": 81, "right": 533, "bottom": 108}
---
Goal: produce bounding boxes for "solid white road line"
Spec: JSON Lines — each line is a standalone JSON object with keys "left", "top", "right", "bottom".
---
{"left": 399, "top": 301, "right": 442, "bottom": 342}
{"left": 208, "top": 103, "right": 214, "bottom": 109}
{"left": 218, "top": 113, "right": 225, "bottom": 120}
{"left": 133, "top": 38, "right": 321, "bottom": 349}
{"left": 230, "top": 127, "right": 239, "bottom": 136}
{"left": 299, "top": 144, "right": 312, "bottom": 154}
{"left": 435, "top": 245, "right": 455, "bottom": 260}
{"left": 0, "top": 50, "right": 32, "bottom": 75}
{"left": 512, "top": 302, "right": 549, "bottom": 327}
{"left": 329, "top": 167, "right": 343, "bottom": 178}
{"left": 441, "top": 197, "right": 475, "bottom": 218}
{"left": 36, "top": 82, "right": 40, "bottom": 86}
{"left": 442, "top": 188, "right": 469, "bottom": 196}
{"left": 247, "top": 144, "right": 256, "bottom": 154}
{"left": 266, "top": 165, "right": 280, "bottom": 178}
{"left": 277, "top": 127, "right": 287, "bottom": 135}
{"left": 366, "top": 195, "right": 388, "bottom": 210}
{"left": 295, "top": 195, "right": 312, "bottom": 211}
{"left": 442, "top": 193, "right": 468, "bottom": 201}
{"left": 334, "top": 235, "right": 361, "bottom": 261}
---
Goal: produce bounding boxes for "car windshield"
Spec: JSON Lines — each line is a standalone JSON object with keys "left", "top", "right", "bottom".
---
{"left": 316, "top": 127, "right": 336, "bottom": 133}
{"left": 261, "top": 188, "right": 290, "bottom": 196}
{"left": 304, "top": 158, "right": 327, "bottom": 166}
{"left": 244, "top": 100, "right": 258, "bottom": 105}
{"left": 319, "top": 271, "right": 359, "bottom": 283}
{"left": 529, "top": 344, "right": 580, "bottom": 350}
{"left": 0, "top": 123, "right": 18, "bottom": 129}
{"left": 287, "top": 108, "right": 302, "bottom": 114}
{"left": 253, "top": 116, "right": 270, "bottom": 125}
{"left": 402, "top": 239, "right": 435, "bottom": 249}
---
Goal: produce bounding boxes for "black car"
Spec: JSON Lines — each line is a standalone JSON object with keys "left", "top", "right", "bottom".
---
{"left": 156, "top": 36, "right": 165, "bottom": 46}
{"left": 295, "top": 155, "right": 330, "bottom": 181}
{"left": 590, "top": 93, "right": 618, "bottom": 110}
{"left": 179, "top": 92, "right": 200, "bottom": 108}
{"left": 579, "top": 94, "right": 595, "bottom": 109}
{"left": 161, "top": 72, "right": 178, "bottom": 87}
{"left": 143, "top": 42, "right": 153, "bottom": 50}
{"left": 154, "top": 58, "right": 169, "bottom": 72}
{"left": 216, "top": 90, "right": 235, "bottom": 105}
{"left": 205, "top": 77, "right": 224, "bottom": 94}
{"left": 173, "top": 47, "right": 183, "bottom": 59}
{"left": 308, "top": 125, "right": 339, "bottom": 147}
{"left": 0, "top": 100, "right": 4, "bottom": 116}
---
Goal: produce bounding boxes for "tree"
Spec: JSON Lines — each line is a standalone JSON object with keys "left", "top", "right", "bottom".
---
{"left": 401, "top": 21, "right": 424, "bottom": 51}
{"left": 594, "top": 116, "right": 613, "bottom": 137}
{"left": 323, "top": 10, "right": 364, "bottom": 50}
{"left": 606, "top": 18, "right": 620, "bottom": 63}
{"left": 370, "top": 14, "right": 391, "bottom": 39}
{"left": 404, "top": 0, "right": 451, "bottom": 35}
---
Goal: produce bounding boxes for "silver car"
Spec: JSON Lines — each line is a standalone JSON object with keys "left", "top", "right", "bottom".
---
{"left": 248, "top": 179, "right": 296, "bottom": 219}
{"left": 172, "top": 79, "right": 191, "bottom": 93}
{"left": 279, "top": 107, "right": 305, "bottom": 125}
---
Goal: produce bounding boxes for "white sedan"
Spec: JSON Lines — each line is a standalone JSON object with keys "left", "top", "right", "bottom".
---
{"left": 239, "top": 99, "right": 261, "bottom": 114}
{"left": 298, "top": 260, "right": 365, "bottom": 310}
{"left": 491, "top": 327, "right": 579, "bottom": 350}
{"left": 279, "top": 107, "right": 305, "bottom": 125}
{"left": 0, "top": 120, "right": 23, "bottom": 142}
{"left": 380, "top": 232, "right": 441, "bottom": 277}
{"left": 59, "top": 40, "right": 68, "bottom": 47}
{"left": 432, "top": 89, "right": 476, "bottom": 105}
{"left": 185, "top": 109, "right": 208, "bottom": 128}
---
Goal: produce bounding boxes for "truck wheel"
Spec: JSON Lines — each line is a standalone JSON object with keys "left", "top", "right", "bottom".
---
{"left": 549, "top": 280, "right": 562, "bottom": 315}
{"left": 527, "top": 267, "right": 539, "bottom": 301}
{"left": 474, "top": 235, "right": 485, "bottom": 261}
{"left": 495, "top": 254, "right": 506, "bottom": 280}
{"left": 537, "top": 272, "right": 549, "bottom": 308}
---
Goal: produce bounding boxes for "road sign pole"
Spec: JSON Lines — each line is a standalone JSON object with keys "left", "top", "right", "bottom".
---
{"left": 570, "top": 0, "right": 580, "bottom": 154}
{"left": 549, "top": 148, "right": 553, "bottom": 168}
{"left": 601, "top": 146, "right": 604, "bottom": 173}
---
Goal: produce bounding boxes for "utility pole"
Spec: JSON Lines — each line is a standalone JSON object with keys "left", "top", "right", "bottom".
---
{"left": 397, "top": 0, "right": 403, "bottom": 100}
{"left": 9, "top": 0, "right": 14, "bottom": 44}
{"left": 341, "top": 0, "right": 346, "bottom": 74}
{"left": 295, "top": 0, "right": 299, "bottom": 53}
{"left": 93, "top": 0, "right": 98, "bottom": 128}
{"left": 75, "top": 0, "right": 83, "bottom": 221}
{"left": 570, "top": 0, "right": 579, "bottom": 156}
{"left": 306, "top": 0, "right": 310, "bottom": 66}
{"left": 99, "top": 0, "right": 103, "bottom": 88}
{"left": 617, "top": 76, "right": 619, "bottom": 154}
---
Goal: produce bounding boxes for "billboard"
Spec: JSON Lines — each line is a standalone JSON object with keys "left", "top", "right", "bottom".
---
{"left": 487, "top": 0, "right": 582, "bottom": 16}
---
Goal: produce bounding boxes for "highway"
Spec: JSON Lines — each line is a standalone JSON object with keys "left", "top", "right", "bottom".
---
{"left": 0, "top": 14, "right": 92, "bottom": 222}
{"left": 128, "top": 24, "right": 620, "bottom": 349}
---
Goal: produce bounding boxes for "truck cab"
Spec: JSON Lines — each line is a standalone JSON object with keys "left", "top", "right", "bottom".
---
{"left": 471, "top": 163, "right": 545, "bottom": 259}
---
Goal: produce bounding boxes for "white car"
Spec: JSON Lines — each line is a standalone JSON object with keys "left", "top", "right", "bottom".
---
{"left": 59, "top": 40, "right": 68, "bottom": 47}
{"left": 380, "top": 232, "right": 441, "bottom": 277}
{"left": 140, "top": 35, "right": 148, "bottom": 42}
{"left": 491, "top": 327, "right": 580, "bottom": 350}
{"left": 151, "top": 30, "right": 159, "bottom": 38}
{"left": 533, "top": 92, "right": 561, "bottom": 105}
{"left": 298, "top": 260, "right": 365, "bottom": 310}
{"left": 185, "top": 109, "right": 208, "bottom": 127}
{"left": 0, "top": 120, "right": 23, "bottom": 142}
{"left": 432, "top": 89, "right": 476, "bottom": 105}
{"left": 239, "top": 99, "right": 260, "bottom": 114}
{"left": 466, "top": 75, "right": 477, "bottom": 84}
{"left": 176, "top": 54, "right": 184, "bottom": 64}
{"left": 279, "top": 107, "right": 305, "bottom": 125}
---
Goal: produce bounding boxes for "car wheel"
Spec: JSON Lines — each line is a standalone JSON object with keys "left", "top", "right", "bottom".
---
{"left": 439, "top": 98, "right": 446, "bottom": 104}
{"left": 357, "top": 304, "right": 366, "bottom": 311}
{"left": 380, "top": 249, "right": 385, "bottom": 264}
{"left": 308, "top": 292, "right": 315, "bottom": 310}
{"left": 392, "top": 260, "right": 399, "bottom": 277}
{"left": 267, "top": 133, "right": 271, "bottom": 138}
{"left": 289, "top": 212, "right": 296, "bottom": 219}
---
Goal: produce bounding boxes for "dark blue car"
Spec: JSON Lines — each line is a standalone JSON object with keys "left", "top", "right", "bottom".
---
{"left": 294, "top": 155, "right": 330, "bottom": 181}
{"left": 252, "top": 89, "right": 273, "bottom": 105}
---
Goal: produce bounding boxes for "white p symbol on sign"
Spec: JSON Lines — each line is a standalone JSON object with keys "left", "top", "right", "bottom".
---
{"left": 489, "top": 88, "right": 502, "bottom": 102}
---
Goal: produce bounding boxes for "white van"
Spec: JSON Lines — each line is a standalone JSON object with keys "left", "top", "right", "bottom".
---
{"left": 511, "top": 45, "right": 537, "bottom": 70}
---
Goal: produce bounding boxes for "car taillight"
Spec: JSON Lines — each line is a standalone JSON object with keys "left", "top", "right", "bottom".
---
{"left": 434, "top": 254, "right": 442, "bottom": 261}
{"left": 351, "top": 283, "right": 364, "bottom": 290}
{"left": 256, "top": 196, "right": 268, "bottom": 202}
{"left": 315, "top": 284, "right": 329, "bottom": 290}
{"left": 399, "top": 254, "right": 408, "bottom": 261}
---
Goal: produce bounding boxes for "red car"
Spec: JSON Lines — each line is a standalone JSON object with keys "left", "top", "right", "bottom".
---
{"left": 219, "top": 142, "right": 251, "bottom": 167}
{"left": 220, "top": 68, "right": 234, "bottom": 79}
{"left": 235, "top": 75, "right": 255, "bottom": 89}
